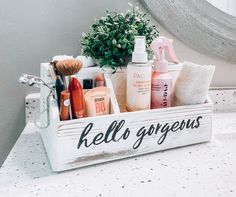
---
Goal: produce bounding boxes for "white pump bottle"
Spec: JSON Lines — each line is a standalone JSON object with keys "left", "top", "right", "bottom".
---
{"left": 126, "top": 36, "right": 152, "bottom": 112}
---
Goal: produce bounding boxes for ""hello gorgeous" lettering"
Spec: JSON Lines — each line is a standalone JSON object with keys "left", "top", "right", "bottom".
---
{"left": 77, "top": 116, "right": 203, "bottom": 150}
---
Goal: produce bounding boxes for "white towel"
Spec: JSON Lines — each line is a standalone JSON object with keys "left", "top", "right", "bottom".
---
{"left": 173, "top": 61, "right": 215, "bottom": 106}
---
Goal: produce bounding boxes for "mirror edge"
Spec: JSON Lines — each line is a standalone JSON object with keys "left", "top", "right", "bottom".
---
{"left": 140, "top": 0, "right": 236, "bottom": 63}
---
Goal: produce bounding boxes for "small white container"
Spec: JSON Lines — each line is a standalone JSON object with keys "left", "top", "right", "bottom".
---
{"left": 40, "top": 63, "right": 213, "bottom": 172}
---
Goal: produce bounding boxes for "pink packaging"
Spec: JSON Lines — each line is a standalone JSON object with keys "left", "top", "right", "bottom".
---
{"left": 151, "top": 72, "right": 172, "bottom": 108}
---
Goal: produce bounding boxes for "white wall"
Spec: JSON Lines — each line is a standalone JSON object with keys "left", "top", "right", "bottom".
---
{"left": 0, "top": 0, "right": 235, "bottom": 166}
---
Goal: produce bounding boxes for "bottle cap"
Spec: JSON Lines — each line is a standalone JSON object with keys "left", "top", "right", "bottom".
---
{"left": 83, "top": 79, "right": 93, "bottom": 89}
{"left": 132, "top": 36, "right": 148, "bottom": 63}
{"left": 95, "top": 73, "right": 105, "bottom": 87}
{"left": 156, "top": 58, "right": 169, "bottom": 73}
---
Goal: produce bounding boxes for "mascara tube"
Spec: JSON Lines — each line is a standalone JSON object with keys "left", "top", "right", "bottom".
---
{"left": 55, "top": 76, "right": 65, "bottom": 108}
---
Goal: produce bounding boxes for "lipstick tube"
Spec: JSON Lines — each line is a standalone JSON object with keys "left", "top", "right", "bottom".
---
{"left": 95, "top": 73, "right": 105, "bottom": 87}
{"left": 68, "top": 77, "right": 84, "bottom": 119}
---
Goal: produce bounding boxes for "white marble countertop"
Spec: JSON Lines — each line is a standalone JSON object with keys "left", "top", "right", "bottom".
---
{"left": 0, "top": 112, "right": 236, "bottom": 197}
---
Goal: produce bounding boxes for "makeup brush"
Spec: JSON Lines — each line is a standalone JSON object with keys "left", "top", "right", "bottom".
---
{"left": 55, "top": 59, "right": 82, "bottom": 88}
{"left": 56, "top": 59, "right": 82, "bottom": 77}
{"left": 48, "top": 61, "right": 65, "bottom": 108}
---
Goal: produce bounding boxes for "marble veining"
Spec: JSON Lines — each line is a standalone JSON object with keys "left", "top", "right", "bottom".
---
{"left": 25, "top": 93, "right": 40, "bottom": 124}
{"left": 209, "top": 89, "right": 236, "bottom": 112}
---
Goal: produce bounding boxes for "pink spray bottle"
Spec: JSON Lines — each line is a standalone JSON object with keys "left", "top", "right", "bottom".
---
{"left": 150, "top": 36, "right": 179, "bottom": 109}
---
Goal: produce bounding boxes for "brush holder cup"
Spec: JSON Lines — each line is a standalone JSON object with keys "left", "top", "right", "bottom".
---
{"left": 40, "top": 63, "right": 213, "bottom": 172}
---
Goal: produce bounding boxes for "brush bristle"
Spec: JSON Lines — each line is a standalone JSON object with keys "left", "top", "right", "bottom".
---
{"left": 56, "top": 59, "right": 82, "bottom": 76}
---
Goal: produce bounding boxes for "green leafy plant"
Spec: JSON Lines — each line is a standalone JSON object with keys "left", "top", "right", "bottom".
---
{"left": 81, "top": 4, "right": 159, "bottom": 71}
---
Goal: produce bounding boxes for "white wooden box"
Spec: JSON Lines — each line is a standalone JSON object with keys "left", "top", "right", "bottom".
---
{"left": 40, "top": 63, "right": 213, "bottom": 172}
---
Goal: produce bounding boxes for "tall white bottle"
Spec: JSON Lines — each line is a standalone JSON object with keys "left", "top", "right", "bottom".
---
{"left": 126, "top": 36, "right": 152, "bottom": 112}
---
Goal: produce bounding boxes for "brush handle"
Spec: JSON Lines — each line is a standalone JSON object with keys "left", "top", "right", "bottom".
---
{"left": 55, "top": 76, "right": 65, "bottom": 107}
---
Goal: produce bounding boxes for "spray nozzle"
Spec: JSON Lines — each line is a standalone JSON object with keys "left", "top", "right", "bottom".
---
{"left": 151, "top": 36, "right": 179, "bottom": 64}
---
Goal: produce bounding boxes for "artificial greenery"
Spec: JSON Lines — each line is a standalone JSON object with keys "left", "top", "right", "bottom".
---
{"left": 81, "top": 5, "right": 159, "bottom": 71}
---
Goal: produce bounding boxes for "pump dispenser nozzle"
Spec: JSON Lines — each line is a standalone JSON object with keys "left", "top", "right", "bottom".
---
{"left": 132, "top": 36, "right": 148, "bottom": 63}
{"left": 151, "top": 36, "right": 179, "bottom": 72}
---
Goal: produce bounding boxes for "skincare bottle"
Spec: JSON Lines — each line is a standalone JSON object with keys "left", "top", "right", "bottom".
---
{"left": 150, "top": 36, "right": 179, "bottom": 109}
{"left": 126, "top": 36, "right": 152, "bottom": 112}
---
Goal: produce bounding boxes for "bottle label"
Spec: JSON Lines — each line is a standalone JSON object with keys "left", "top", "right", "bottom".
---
{"left": 63, "top": 99, "right": 70, "bottom": 107}
{"left": 126, "top": 64, "right": 152, "bottom": 111}
{"left": 151, "top": 78, "right": 172, "bottom": 108}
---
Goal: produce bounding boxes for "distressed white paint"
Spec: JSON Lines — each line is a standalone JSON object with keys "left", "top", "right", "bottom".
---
{"left": 40, "top": 64, "right": 213, "bottom": 172}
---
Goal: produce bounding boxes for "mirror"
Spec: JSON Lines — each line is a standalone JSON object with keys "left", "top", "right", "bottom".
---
{"left": 140, "top": 0, "right": 236, "bottom": 63}
{"left": 207, "top": 0, "right": 236, "bottom": 17}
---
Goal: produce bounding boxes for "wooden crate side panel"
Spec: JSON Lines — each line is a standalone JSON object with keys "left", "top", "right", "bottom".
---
{"left": 40, "top": 123, "right": 59, "bottom": 171}
{"left": 40, "top": 63, "right": 61, "bottom": 171}
{"left": 53, "top": 104, "right": 212, "bottom": 171}
{"left": 103, "top": 73, "right": 120, "bottom": 114}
